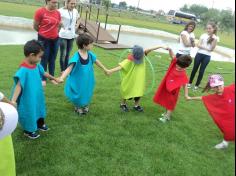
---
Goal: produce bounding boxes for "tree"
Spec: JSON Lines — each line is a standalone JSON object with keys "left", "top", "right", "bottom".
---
{"left": 119, "top": 1, "right": 127, "bottom": 9}
{"left": 219, "top": 10, "right": 235, "bottom": 33}
{"left": 102, "top": 0, "right": 111, "bottom": 11}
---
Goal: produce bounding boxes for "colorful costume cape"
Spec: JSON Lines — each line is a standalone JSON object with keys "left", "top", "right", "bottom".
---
{"left": 0, "top": 136, "right": 16, "bottom": 176}
{"left": 12, "top": 62, "right": 46, "bottom": 132}
{"left": 153, "top": 58, "right": 188, "bottom": 111}
{"left": 65, "top": 51, "right": 97, "bottom": 107}
{"left": 202, "top": 84, "right": 235, "bottom": 141}
{"left": 119, "top": 54, "right": 146, "bottom": 99}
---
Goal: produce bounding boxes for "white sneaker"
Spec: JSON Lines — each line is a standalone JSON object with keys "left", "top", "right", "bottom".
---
{"left": 193, "top": 86, "right": 198, "bottom": 91}
{"left": 214, "top": 141, "right": 229, "bottom": 150}
{"left": 187, "top": 84, "right": 192, "bottom": 89}
{"left": 159, "top": 116, "right": 170, "bottom": 123}
{"left": 161, "top": 113, "right": 166, "bottom": 117}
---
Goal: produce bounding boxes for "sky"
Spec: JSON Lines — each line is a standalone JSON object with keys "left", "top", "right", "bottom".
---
{"left": 110, "top": 0, "right": 235, "bottom": 12}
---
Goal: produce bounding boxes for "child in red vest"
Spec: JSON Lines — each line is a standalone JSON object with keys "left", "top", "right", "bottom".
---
{"left": 153, "top": 47, "right": 192, "bottom": 122}
{"left": 186, "top": 74, "right": 235, "bottom": 149}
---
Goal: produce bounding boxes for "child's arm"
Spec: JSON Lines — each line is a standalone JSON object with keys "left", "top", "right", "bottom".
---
{"left": 11, "top": 81, "right": 22, "bottom": 106}
{"left": 145, "top": 46, "right": 165, "bottom": 55}
{"left": 44, "top": 72, "right": 62, "bottom": 84}
{"left": 95, "top": 60, "right": 109, "bottom": 74}
{"left": 166, "top": 47, "right": 175, "bottom": 59}
{"left": 108, "top": 66, "right": 122, "bottom": 75}
{"left": 183, "top": 84, "right": 202, "bottom": 101}
{"left": 59, "top": 64, "right": 74, "bottom": 82}
{"left": 0, "top": 92, "right": 13, "bottom": 105}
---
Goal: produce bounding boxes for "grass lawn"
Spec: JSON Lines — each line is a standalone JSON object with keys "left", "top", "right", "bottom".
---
{"left": 0, "top": 1, "right": 235, "bottom": 49}
{"left": 0, "top": 44, "right": 235, "bottom": 176}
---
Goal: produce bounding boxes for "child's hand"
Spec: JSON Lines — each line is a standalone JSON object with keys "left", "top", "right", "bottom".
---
{"left": 185, "top": 96, "right": 192, "bottom": 101}
{"left": 55, "top": 77, "right": 64, "bottom": 83}
{"left": 105, "top": 69, "right": 113, "bottom": 76}
{"left": 11, "top": 101, "right": 17, "bottom": 108}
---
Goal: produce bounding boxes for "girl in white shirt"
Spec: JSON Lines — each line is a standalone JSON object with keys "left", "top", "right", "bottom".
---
{"left": 188, "top": 22, "right": 219, "bottom": 90}
{"left": 59, "top": 0, "right": 80, "bottom": 73}
{"left": 176, "top": 21, "right": 196, "bottom": 58}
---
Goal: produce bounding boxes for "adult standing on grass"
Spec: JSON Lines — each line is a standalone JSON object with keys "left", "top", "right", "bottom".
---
{"left": 188, "top": 22, "right": 219, "bottom": 90}
{"left": 59, "top": 0, "right": 80, "bottom": 74}
{"left": 176, "top": 21, "right": 196, "bottom": 58}
{"left": 33, "top": 0, "right": 61, "bottom": 86}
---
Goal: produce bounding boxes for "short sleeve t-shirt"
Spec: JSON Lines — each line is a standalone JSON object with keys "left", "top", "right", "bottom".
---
{"left": 34, "top": 7, "right": 61, "bottom": 39}
{"left": 178, "top": 30, "right": 195, "bottom": 55}
{"left": 59, "top": 8, "right": 80, "bottom": 39}
{"left": 197, "top": 33, "right": 219, "bottom": 56}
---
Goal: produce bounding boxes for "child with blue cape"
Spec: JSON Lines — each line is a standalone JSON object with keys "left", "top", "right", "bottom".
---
{"left": 59, "top": 34, "right": 108, "bottom": 115}
{"left": 11, "top": 40, "right": 61, "bottom": 139}
{"left": 107, "top": 45, "right": 164, "bottom": 112}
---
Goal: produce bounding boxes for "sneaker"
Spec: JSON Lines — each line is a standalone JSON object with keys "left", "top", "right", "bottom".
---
{"left": 193, "top": 86, "right": 199, "bottom": 91}
{"left": 161, "top": 113, "right": 166, "bottom": 117}
{"left": 133, "top": 106, "right": 144, "bottom": 112}
{"left": 75, "top": 108, "right": 85, "bottom": 115}
{"left": 83, "top": 106, "right": 89, "bottom": 114}
{"left": 159, "top": 116, "right": 170, "bottom": 123}
{"left": 187, "top": 84, "right": 192, "bottom": 89}
{"left": 120, "top": 104, "right": 129, "bottom": 112}
{"left": 214, "top": 141, "right": 229, "bottom": 150}
{"left": 38, "top": 124, "right": 49, "bottom": 132}
{"left": 24, "top": 131, "right": 40, "bottom": 139}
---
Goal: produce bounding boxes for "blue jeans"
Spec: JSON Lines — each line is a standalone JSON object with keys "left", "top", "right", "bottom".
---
{"left": 189, "top": 53, "right": 211, "bottom": 87}
{"left": 38, "top": 35, "right": 59, "bottom": 80}
{"left": 59, "top": 38, "right": 74, "bottom": 72}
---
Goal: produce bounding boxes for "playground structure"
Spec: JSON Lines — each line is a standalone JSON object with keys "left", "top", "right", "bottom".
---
{"left": 59, "top": 2, "right": 130, "bottom": 49}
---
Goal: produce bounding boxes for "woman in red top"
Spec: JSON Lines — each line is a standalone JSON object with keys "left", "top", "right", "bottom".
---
{"left": 33, "top": 0, "right": 61, "bottom": 86}
{"left": 187, "top": 74, "right": 235, "bottom": 149}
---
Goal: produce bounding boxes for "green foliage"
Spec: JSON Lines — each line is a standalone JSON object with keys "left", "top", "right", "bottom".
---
{"left": 102, "top": 0, "right": 111, "bottom": 11}
{"left": 180, "top": 4, "right": 235, "bottom": 33}
{"left": 119, "top": 1, "right": 127, "bottom": 9}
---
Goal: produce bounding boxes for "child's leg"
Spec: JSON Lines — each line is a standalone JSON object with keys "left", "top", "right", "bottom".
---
{"left": 37, "top": 118, "right": 49, "bottom": 131}
{"left": 134, "top": 97, "right": 141, "bottom": 106}
{"left": 159, "top": 109, "right": 172, "bottom": 123}
{"left": 133, "top": 97, "right": 144, "bottom": 112}
{"left": 120, "top": 99, "right": 129, "bottom": 112}
{"left": 166, "top": 110, "right": 172, "bottom": 120}
{"left": 121, "top": 99, "right": 127, "bottom": 105}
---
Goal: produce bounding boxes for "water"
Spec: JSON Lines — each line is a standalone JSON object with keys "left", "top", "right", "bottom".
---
{"left": 110, "top": 31, "right": 235, "bottom": 63}
{"left": 0, "top": 14, "right": 234, "bottom": 63}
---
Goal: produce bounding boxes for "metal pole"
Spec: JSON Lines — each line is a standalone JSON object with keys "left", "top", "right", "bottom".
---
{"left": 96, "top": 8, "right": 100, "bottom": 23}
{"left": 105, "top": 13, "right": 108, "bottom": 30}
{"left": 89, "top": 5, "right": 92, "bottom": 20}
{"left": 96, "top": 22, "right": 101, "bottom": 43}
{"left": 85, "top": 7, "right": 88, "bottom": 31}
{"left": 116, "top": 25, "right": 121, "bottom": 44}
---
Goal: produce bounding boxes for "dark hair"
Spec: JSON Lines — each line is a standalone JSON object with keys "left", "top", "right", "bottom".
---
{"left": 184, "top": 21, "right": 196, "bottom": 32}
{"left": 24, "top": 40, "right": 44, "bottom": 57}
{"left": 76, "top": 34, "right": 94, "bottom": 49}
{"left": 176, "top": 55, "right": 192, "bottom": 68}
{"left": 207, "top": 22, "right": 218, "bottom": 44}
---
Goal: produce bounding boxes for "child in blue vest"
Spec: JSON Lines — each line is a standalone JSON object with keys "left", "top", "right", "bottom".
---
{"left": 59, "top": 34, "right": 108, "bottom": 115}
{"left": 11, "top": 40, "right": 61, "bottom": 139}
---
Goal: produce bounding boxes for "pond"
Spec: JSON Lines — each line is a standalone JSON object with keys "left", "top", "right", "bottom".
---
{"left": 0, "top": 14, "right": 234, "bottom": 63}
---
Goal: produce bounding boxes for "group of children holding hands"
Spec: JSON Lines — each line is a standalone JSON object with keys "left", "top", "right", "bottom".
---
{"left": 1, "top": 33, "right": 234, "bottom": 150}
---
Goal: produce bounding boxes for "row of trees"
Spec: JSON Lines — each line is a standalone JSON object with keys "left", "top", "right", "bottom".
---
{"left": 180, "top": 4, "right": 235, "bottom": 33}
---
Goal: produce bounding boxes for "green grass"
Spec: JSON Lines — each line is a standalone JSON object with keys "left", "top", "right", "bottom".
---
{"left": 0, "top": 1, "right": 235, "bottom": 49}
{"left": 0, "top": 44, "right": 235, "bottom": 176}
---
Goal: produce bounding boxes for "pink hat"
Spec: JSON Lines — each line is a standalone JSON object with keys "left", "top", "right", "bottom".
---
{"left": 208, "top": 74, "right": 224, "bottom": 88}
